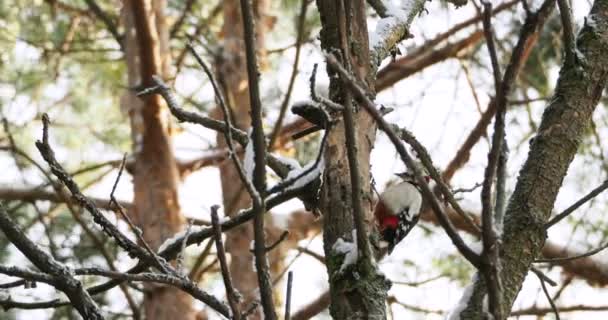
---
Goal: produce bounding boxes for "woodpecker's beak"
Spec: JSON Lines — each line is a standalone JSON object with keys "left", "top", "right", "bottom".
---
{"left": 395, "top": 172, "right": 409, "bottom": 179}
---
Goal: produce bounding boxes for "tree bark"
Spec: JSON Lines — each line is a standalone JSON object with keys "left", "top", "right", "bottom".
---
{"left": 317, "top": 1, "right": 389, "bottom": 319}
{"left": 122, "top": 0, "right": 194, "bottom": 319}
{"left": 457, "top": 1, "right": 608, "bottom": 317}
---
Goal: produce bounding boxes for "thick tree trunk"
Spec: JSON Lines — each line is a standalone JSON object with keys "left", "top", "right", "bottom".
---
{"left": 457, "top": 1, "right": 608, "bottom": 318}
{"left": 316, "top": 1, "right": 389, "bottom": 319}
{"left": 122, "top": 0, "right": 194, "bottom": 319}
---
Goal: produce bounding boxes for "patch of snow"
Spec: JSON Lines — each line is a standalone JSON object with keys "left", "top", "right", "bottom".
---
{"left": 274, "top": 155, "right": 302, "bottom": 171}
{"left": 332, "top": 230, "right": 359, "bottom": 272}
{"left": 285, "top": 157, "right": 325, "bottom": 192}
{"left": 157, "top": 226, "right": 205, "bottom": 253}
{"left": 446, "top": 274, "right": 478, "bottom": 320}
{"left": 369, "top": 0, "right": 416, "bottom": 49}
{"left": 243, "top": 128, "right": 255, "bottom": 183}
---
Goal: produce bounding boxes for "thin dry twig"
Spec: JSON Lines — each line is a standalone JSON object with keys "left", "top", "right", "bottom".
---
{"left": 269, "top": 0, "right": 310, "bottom": 149}
{"left": 285, "top": 271, "right": 294, "bottom": 320}
{"left": 545, "top": 179, "right": 608, "bottom": 228}
{"left": 211, "top": 205, "right": 241, "bottom": 320}
{"left": 532, "top": 268, "right": 561, "bottom": 320}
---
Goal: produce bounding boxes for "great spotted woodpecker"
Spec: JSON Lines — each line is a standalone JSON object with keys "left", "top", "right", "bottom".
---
{"left": 375, "top": 172, "right": 429, "bottom": 254}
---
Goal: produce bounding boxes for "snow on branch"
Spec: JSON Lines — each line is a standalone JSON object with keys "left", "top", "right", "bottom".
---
{"left": 369, "top": 0, "right": 427, "bottom": 68}
{"left": 332, "top": 230, "right": 359, "bottom": 273}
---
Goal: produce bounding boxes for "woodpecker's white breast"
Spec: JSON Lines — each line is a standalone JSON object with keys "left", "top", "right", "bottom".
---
{"left": 380, "top": 181, "right": 422, "bottom": 219}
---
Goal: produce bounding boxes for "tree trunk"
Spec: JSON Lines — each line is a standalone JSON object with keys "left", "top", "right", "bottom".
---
{"left": 316, "top": 1, "right": 389, "bottom": 319}
{"left": 122, "top": 0, "right": 194, "bottom": 319}
{"left": 457, "top": 1, "right": 608, "bottom": 318}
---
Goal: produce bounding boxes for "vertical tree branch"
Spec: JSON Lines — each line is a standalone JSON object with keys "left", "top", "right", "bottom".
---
{"left": 479, "top": 2, "right": 505, "bottom": 318}
{"left": 238, "top": 0, "right": 276, "bottom": 318}
{"left": 557, "top": 0, "right": 576, "bottom": 66}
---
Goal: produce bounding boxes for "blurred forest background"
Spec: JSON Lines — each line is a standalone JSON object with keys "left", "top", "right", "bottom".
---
{"left": 0, "top": 0, "right": 607, "bottom": 319}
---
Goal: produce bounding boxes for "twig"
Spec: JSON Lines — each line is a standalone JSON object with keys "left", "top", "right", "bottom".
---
{"left": 83, "top": 0, "right": 123, "bottom": 51}
{"left": 325, "top": 54, "right": 481, "bottom": 268}
{"left": 108, "top": 153, "right": 171, "bottom": 274}
{"left": 442, "top": 0, "right": 555, "bottom": 182}
{"left": 285, "top": 271, "right": 294, "bottom": 320}
{"left": 296, "top": 247, "right": 325, "bottom": 264}
{"left": 532, "top": 268, "right": 561, "bottom": 320}
{"left": 36, "top": 115, "right": 164, "bottom": 268}
{"left": 266, "top": 231, "right": 290, "bottom": 253}
{"left": 394, "top": 126, "right": 481, "bottom": 233}
{"left": 392, "top": 274, "right": 446, "bottom": 287}
{"left": 479, "top": 1, "right": 505, "bottom": 317}
{"left": 33, "top": 115, "right": 231, "bottom": 316}
{"left": 239, "top": 0, "right": 276, "bottom": 318}
{"left": 556, "top": 0, "right": 576, "bottom": 66}
{"left": 75, "top": 267, "right": 230, "bottom": 316}
{"left": 169, "top": 0, "right": 196, "bottom": 38}
{"left": 12, "top": 187, "right": 310, "bottom": 311}
{"left": 211, "top": 205, "right": 241, "bottom": 320}
{"left": 535, "top": 241, "right": 608, "bottom": 263}
{"left": 452, "top": 183, "right": 483, "bottom": 194}
{"left": 531, "top": 267, "right": 557, "bottom": 286}
{"left": 0, "top": 203, "right": 104, "bottom": 319}
{"left": 545, "top": 180, "right": 608, "bottom": 228}
{"left": 269, "top": 0, "right": 309, "bottom": 149}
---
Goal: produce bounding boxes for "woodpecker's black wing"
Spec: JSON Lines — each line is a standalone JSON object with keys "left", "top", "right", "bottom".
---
{"left": 387, "top": 207, "right": 420, "bottom": 254}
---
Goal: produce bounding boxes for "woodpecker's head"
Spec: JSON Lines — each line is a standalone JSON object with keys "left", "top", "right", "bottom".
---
{"left": 395, "top": 162, "right": 431, "bottom": 185}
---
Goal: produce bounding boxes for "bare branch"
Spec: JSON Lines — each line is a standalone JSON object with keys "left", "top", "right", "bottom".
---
{"left": 479, "top": 2, "right": 505, "bottom": 317}
{"left": 545, "top": 179, "right": 608, "bottom": 228}
{"left": 442, "top": 0, "right": 555, "bottom": 182}
{"left": 239, "top": 0, "right": 276, "bottom": 317}
{"left": 0, "top": 187, "right": 129, "bottom": 211}
{"left": 532, "top": 268, "right": 561, "bottom": 320}
{"left": 0, "top": 203, "right": 104, "bottom": 319}
{"left": 211, "top": 205, "right": 241, "bottom": 320}
{"left": 556, "top": 0, "right": 576, "bottom": 66}
{"left": 535, "top": 241, "right": 608, "bottom": 263}
{"left": 268, "top": 0, "right": 310, "bottom": 149}
{"left": 284, "top": 271, "right": 294, "bottom": 320}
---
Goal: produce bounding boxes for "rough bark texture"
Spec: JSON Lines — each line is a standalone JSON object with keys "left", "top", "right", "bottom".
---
{"left": 122, "top": 0, "right": 194, "bottom": 319}
{"left": 458, "top": 1, "right": 608, "bottom": 317}
{"left": 317, "top": 1, "right": 388, "bottom": 319}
